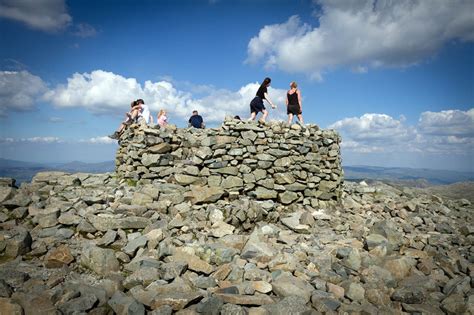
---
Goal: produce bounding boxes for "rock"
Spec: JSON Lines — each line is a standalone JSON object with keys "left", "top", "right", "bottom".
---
{"left": 5, "top": 228, "right": 32, "bottom": 257}
{"left": 0, "top": 298, "right": 23, "bottom": 315}
{"left": 365, "top": 234, "right": 389, "bottom": 251}
{"left": 185, "top": 186, "right": 225, "bottom": 204}
{"left": 57, "top": 211, "right": 81, "bottom": 225}
{"left": 215, "top": 293, "right": 274, "bottom": 306}
{"left": 392, "top": 286, "right": 426, "bottom": 304}
{"left": 196, "top": 296, "right": 224, "bottom": 315}
{"left": 441, "top": 294, "right": 467, "bottom": 314}
{"left": 251, "top": 187, "right": 278, "bottom": 199}
{"left": 10, "top": 291, "right": 57, "bottom": 315}
{"left": 81, "top": 245, "right": 120, "bottom": 275}
{"left": 168, "top": 250, "right": 214, "bottom": 274}
{"left": 0, "top": 280, "right": 12, "bottom": 298}
{"left": 278, "top": 191, "right": 299, "bottom": 205}
{"left": 280, "top": 212, "right": 310, "bottom": 233}
{"left": 311, "top": 291, "right": 341, "bottom": 312}
{"left": 44, "top": 244, "right": 74, "bottom": 268}
{"left": 211, "top": 221, "right": 235, "bottom": 238}
{"left": 340, "top": 281, "right": 365, "bottom": 302}
{"left": 0, "top": 186, "right": 15, "bottom": 203}
{"left": 383, "top": 257, "right": 414, "bottom": 280}
{"left": 124, "top": 267, "right": 160, "bottom": 289}
{"left": 401, "top": 303, "right": 444, "bottom": 315}
{"left": 58, "top": 294, "right": 97, "bottom": 315}
{"left": 108, "top": 291, "right": 145, "bottom": 315}
{"left": 87, "top": 215, "right": 151, "bottom": 231}
{"left": 272, "top": 272, "right": 314, "bottom": 303}
{"left": 263, "top": 296, "right": 313, "bottom": 315}
{"left": 123, "top": 235, "right": 148, "bottom": 256}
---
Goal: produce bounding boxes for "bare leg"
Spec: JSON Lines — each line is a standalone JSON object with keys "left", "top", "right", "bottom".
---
{"left": 117, "top": 123, "right": 125, "bottom": 134}
{"left": 297, "top": 114, "right": 304, "bottom": 124}
{"left": 260, "top": 110, "right": 268, "bottom": 122}
{"left": 249, "top": 112, "right": 257, "bottom": 121}
{"left": 288, "top": 113, "right": 294, "bottom": 124}
{"left": 130, "top": 108, "right": 140, "bottom": 121}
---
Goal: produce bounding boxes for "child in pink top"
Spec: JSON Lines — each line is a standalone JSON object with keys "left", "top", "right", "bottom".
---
{"left": 157, "top": 109, "right": 168, "bottom": 127}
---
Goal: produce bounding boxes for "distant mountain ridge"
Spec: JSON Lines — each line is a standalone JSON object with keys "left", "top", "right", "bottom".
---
{"left": 0, "top": 159, "right": 472, "bottom": 186}
{"left": 0, "top": 158, "right": 115, "bottom": 184}
{"left": 344, "top": 165, "right": 474, "bottom": 185}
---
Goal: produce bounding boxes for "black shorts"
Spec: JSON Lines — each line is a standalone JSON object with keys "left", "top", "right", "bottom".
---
{"left": 250, "top": 97, "right": 265, "bottom": 114}
{"left": 287, "top": 104, "right": 302, "bottom": 115}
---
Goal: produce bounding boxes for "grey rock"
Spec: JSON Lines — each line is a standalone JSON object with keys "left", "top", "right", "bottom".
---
{"left": 264, "top": 296, "right": 313, "bottom": 315}
{"left": 272, "top": 272, "right": 314, "bottom": 303}
{"left": 87, "top": 215, "right": 151, "bottom": 231}
{"left": 5, "top": 228, "right": 32, "bottom": 257}
{"left": 81, "top": 245, "right": 120, "bottom": 275}
{"left": 58, "top": 294, "right": 97, "bottom": 315}
{"left": 108, "top": 291, "right": 145, "bottom": 315}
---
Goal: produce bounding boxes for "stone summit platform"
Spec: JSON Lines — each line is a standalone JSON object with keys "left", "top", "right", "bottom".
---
{"left": 115, "top": 117, "right": 343, "bottom": 208}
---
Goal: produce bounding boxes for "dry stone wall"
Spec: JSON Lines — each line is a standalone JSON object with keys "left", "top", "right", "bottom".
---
{"left": 115, "top": 117, "right": 343, "bottom": 207}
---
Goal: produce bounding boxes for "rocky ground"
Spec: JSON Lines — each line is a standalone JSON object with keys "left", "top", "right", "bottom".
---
{"left": 0, "top": 172, "right": 473, "bottom": 314}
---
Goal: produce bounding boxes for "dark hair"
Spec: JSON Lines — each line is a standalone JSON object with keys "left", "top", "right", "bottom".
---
{"left": 136, "top": 99, "right": 145, "bottom": 105}
{"left": 130, "top": 101, "right": 137, "bottom": 108}
{"left": 261, "top": 77, "right": 271, "bottom": 88}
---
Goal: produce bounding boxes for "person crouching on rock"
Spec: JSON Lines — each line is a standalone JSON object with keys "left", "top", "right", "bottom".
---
{"left": 157, "top": 109, "right": 168, "bottom": 127}
{"left": 249, "top": 77, "right": 277, "bottom": 124}
{"left": 108, "top": 100, "right": 143, "bottom": 139}
{"left": 286, "top": 81, "right": 304, "bottom": 125}
{"left": 108, "top": 99, "right": 151, "bottom": 139}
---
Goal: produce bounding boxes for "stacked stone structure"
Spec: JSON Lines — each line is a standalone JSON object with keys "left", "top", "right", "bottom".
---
{"left": 115, "top": 117, "right": 343, "bottom": 207}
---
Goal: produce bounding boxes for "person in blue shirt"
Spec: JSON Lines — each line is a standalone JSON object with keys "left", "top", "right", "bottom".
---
{"left": 188, "top": 110, "right": 205, "bottom": 128}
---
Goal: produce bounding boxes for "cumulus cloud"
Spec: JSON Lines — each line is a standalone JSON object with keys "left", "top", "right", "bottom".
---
{"left": 247, "top": 0, "right": 474, "bottom": 78}
{"left": 0, "top": 0, "right": 72, "bottom": 32}
{"left": 0, "top": 70, "right": 48, "bottom": 116}
{"left": 329, "top": 109, "right": 474, "bottom": 155}
{"left": 418, "top": 109, "right": 474, "bottom": 137}
{"left": 45, "top": 70, "right": 288, "bottom": 123}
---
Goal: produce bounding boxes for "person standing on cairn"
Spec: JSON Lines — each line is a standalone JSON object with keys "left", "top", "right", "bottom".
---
{"left": 286, "top": 81, "right": 304, "bottom": 125}
{"left": 249, "top": 77, "right": 277, "bottom": 124}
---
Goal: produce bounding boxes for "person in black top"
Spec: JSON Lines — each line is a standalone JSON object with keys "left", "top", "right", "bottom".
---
{"left": 249, "top": 77, "right": 277, "bottom": 123}
{"left": 286, "top": 81, "right": 304, "bottom": 124}
{"left": 188, "top": 110, "right": 205, "bottom": 128}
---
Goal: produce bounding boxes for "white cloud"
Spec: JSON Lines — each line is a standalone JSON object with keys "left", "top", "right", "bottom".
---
{"left": 73, "top": 23, "right": 97, "bottom": 38}
{"left": 0, "top": 0, "right": 72, "bottom": 32}
{"left": 81, "top": 136, "right": 116, "bottom": 144}
{"left": 45, "top": 70, "right": 288, "bottom": 123}
{"left": 0, "top": 70, "right": 48, "bottom": 116}
{"left": 247, "top": 0, "right": 474, "bottom": 78}
{"left": 329, "top": 109, "right": 474, "bottom": 155}
{"left": 20, "top": 137, "right": 62, "bottom": 143}
{"left": 418, "top": 109, "right": 474, "bottom": 137}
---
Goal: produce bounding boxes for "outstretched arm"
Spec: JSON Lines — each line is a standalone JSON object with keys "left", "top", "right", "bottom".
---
{"left": 264, "top": 92, "right": 276, "bottom": 109}
{"left": 297, "top": 90, "right": 302, "bottom": 110}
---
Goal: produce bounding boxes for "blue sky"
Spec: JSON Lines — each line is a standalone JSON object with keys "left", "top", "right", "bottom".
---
{"left": 0, "top": 0, "right": 473, "bottom": 171}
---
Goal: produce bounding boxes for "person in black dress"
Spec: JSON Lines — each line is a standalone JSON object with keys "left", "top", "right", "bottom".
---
{"left": 249, "top": 77, "right": 277, "bottom": 123}
{"left": 286, "top": 81, "right": 304, "bottom": 124}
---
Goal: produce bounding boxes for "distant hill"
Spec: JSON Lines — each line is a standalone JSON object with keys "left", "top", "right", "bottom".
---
{"left": 0, "top": 158, "right": 115, "bottom": 185}
{"left": 344, "top": 165, "right": 474, "bottom": 185}
{"left": 1, "top": 159, "right": 473, "bottom": 186}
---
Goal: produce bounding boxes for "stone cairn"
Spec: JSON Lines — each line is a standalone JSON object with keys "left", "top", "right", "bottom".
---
{"left": 115, "top": 117, "right": 343, "bottom": 209}
{"left": 0, "top": 119, "right": 473, "bottom": 314}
